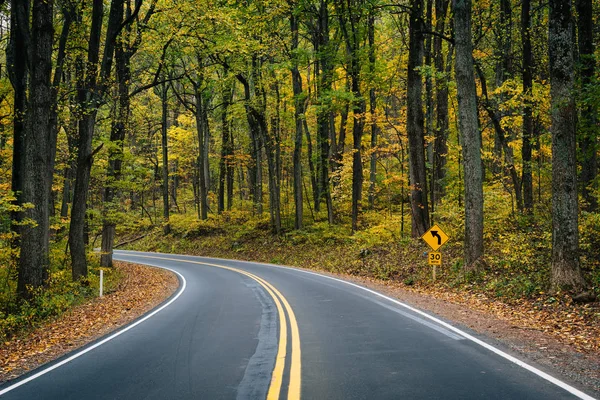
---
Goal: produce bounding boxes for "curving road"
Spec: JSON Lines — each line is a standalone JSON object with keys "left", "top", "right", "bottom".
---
{"left": 0, "top": 250, "right": 595, "bottom": 400}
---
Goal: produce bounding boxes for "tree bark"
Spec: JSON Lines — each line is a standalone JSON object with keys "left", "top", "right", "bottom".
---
{"left": 521, "top": 0, "right": 534, "bottom": 212}
{"left": 17, "top": 0, "right": 54, "bottom": 297}
{"left": 70, "top": 0, "right": 123, "bottom": 280}
{"left": 454, "top": 0, "right": 484, "bottom": 269}
{"left": 8, "top": 0, "right": 28, "bottom": 243}
{"left": 336, "top": 0, "right": 364, "bottom": 231}
{"left": 433, "top": 0, "right": 450, "bottom": 203}
{"left": 576, "top": 0, "right": 597, "bottom": 212}
{"left": 549, "top": 0, "right": 586, "bottom": 291}
{"left": 407, "top": 0, "right": 430, "bottom": 237}
{"left": 315, "top": 0, "right": 334, "bottom": 223}
{"left": 160, "top": 81, "right": 171, "bottom": 232}
{"left": 101, "top": 32, "right": 130, "bottom": 268}
{"left": 367, "top": 13, "right": 379, "bottom": 209}
{"left": 218, "top": 70, "right": 234, "bottom": 214}
{"left": 291, "top": 11, "right": 304, "bottom": 229}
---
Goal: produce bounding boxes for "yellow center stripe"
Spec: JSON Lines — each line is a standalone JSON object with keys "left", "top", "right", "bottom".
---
{"left": 126, "top": 255, "right": 301, "bottom": 399}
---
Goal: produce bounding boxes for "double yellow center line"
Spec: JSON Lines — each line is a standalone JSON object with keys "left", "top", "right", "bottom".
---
{"left": 129, "top": 255, "right": 301, "bottom": 400}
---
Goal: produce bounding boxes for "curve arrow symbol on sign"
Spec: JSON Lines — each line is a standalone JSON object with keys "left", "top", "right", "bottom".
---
{"left": 431, "top": 231, "right": 442, "bottom": 246}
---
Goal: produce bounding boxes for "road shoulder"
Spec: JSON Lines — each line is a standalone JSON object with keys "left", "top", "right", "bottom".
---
{"left": 0, "top": 262, "right": 178, "bottom": 383}
{"left": 320, "top": 270, "right": 600, "bottom": 397}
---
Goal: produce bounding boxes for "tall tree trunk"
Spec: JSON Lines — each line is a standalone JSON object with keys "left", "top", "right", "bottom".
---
{"left": 433, "top": 0, "right": 450, "bottom": 203}
{"left": 70, "top": 0, "right": 122, "bottom": 280}
{"left": 336, "top": 0, "right": 364, "bottom": 231}
{"left": 101, "top": 40, "right": 130, "bottom": 268}
{"left": 549, "top": 0, "right": 586, "bottom": 291}
{"left": 454, "top": 0, "right": 484, "bottom": 269}
{"left": 195, "top": 86, "right": 208, "bottom": 220}
{"left": 424, "top": 0, "right": 434, "bottom": 217}
{"left": 303, "top": 118, "right": 318, "bottom": 211}
{"left": 8, "top": 0, "right": 28, "bottom": 244}
{"left": 576, "top": 0, "right": 597, "bottom": 212}
{"left": 17, "top": 0, "right": 54, "bottom": 298}
{"left": 332, "top": 89, "right": 349, "bottom": 186}
{"left": 291, "top": 11, "right": 304, "bottom": 229}
{"left": 522, "top": 0, "right": 534, "bottom": 212}
{"left": 218, "top": 71, "right": 234, "bottom": 214}
{"left": 237, "top": 72, "right": 263, "bottom": 216}
{"left": 265, "top": 113, "right": 282, "bottom": 234}
{"left": 407, "top": 0, "right": 430, "bottom": 237}
{"left": 160, "top": 82, "right": 171, "bottom": 231}
{"left": 315, "top": 0, "right": 334, "bottom": 223}
{"left": 227, "top": 128, "right": 234, "bottom": 210}
{"left": 70, "top": 0, "right": 104, "bottom": 281}
{"left": 368, "top": 12, "right": 379, "bottom": 210}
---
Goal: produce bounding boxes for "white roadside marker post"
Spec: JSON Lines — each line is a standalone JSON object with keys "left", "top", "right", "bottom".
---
{"left": 99, "top": 269, "right": 104, "bottom": 297}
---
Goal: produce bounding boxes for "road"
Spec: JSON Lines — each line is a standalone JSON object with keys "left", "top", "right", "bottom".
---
{"left": 0, "top": 250, "right": 595, "bottom": 400}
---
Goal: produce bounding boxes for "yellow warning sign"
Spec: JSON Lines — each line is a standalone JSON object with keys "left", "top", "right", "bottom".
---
{"left": 421, "top": 224, "right": 449, "bottom": 251}
{"left": 428, "top": 252, "right": 442, "bottom": 266}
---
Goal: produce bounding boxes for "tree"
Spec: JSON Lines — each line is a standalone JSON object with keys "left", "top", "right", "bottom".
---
{"left": 159, "top": 80, "right": 171, "bottom": 232}
{"left": 521, "top": 0, "right": 534, "bottom": 213}
{"left": 12, "top": 0, "right": 54, "bottom": 298}
{"left": 290, "top": 3, "right": 304, "bottom": 229}
{"left": 576, "top": 0, "right": 598, "bottom": 212}
{"left": 336, "top": 0, "right": 365, "bottom": 231}
{"left": 70, "top": 0, "right": 124, "bottom": 280}
{"left": 453, "top": 0, "right": 483, "bottom": 269}
{"left": 406, "top": 0, "right": 430, "bottom": 237}
{"left": 548, "top": 0, "right": 586, "bottom": 291}
{"left": 100, "top": 1, "right": 159, "bottom": 268}
{"left": 432, "top": 0, "right": 450, "bottom": 203}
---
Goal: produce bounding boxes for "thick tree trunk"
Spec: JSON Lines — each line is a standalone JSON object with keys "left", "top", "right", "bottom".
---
{"left": 17, "top": 0, "right": 54, "bottom": 297}
{"left": 549, "top": 0, "right": 586, "bottom": 291}
{"left": 454, "top": 0, "right": 484, "bottom": 269}
{"left": 521, "top": 0, "right": 534, "bottom": 212}
{"left": 576, "top": 0, "right": 597, "bottom": 212}
{"left": 407, "top": 0, "right": 430, "bottom": 237}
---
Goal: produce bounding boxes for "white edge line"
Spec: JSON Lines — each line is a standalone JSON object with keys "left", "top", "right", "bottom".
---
{"left": 112, "top": 251, "right": 597, "bottom": 400}
{"left": 0, "top": 262, "right": 186, "bottom": 397}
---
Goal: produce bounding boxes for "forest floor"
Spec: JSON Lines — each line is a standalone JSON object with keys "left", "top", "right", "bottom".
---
{"left": 0, "top": 262, "right": 178, "bottom": 384}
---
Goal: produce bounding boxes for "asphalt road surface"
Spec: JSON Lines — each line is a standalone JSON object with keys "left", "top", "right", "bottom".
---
{"left": 0, "top": 250, "right": 596, "bottom": 400}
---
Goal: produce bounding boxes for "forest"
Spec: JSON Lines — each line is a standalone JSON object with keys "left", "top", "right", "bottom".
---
{"left": 0, "top": 0, "right": 598, "bottom": 339}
